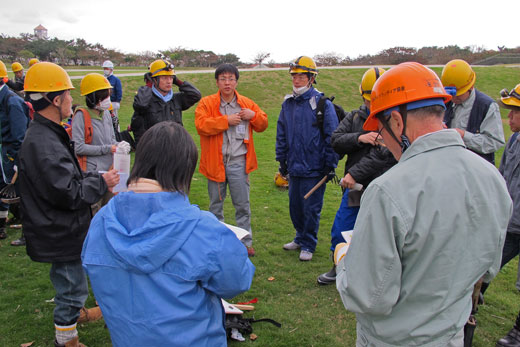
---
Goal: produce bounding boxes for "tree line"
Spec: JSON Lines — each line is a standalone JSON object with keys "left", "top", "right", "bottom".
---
{"left": 1, "top": 33, "right": 519, "bottom": 67}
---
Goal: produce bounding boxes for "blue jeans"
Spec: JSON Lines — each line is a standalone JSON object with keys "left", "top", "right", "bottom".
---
{"left": 289, "top": 176, "right": 326, "bottom": 253}
{"left": 49, "top": 260, "right": 88, "bottom": 325}
{"left": 501, "top": 232, "right": 520, "bottom": 290}
{"left": 330, "top": 189, "right": 359, "bottom": 252}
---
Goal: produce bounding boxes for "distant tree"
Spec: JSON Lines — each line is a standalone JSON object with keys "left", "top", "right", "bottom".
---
{"left": 253, "top": 52, "right": 270, "bottom": 66}
{"left": 314, "top": 52, "right": 343, "bottom": 66}
{"left": 18, "top": 49, "right": 35, "bottom": 62}
{"left": 217, "top": 53, "right": 241, "bottom": 66}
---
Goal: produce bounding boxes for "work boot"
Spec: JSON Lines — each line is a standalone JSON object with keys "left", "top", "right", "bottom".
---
{"left": 10, "top": 232, "right": 25, "bottom": 246}
{"left": 77, "top": 306, "right": 103, "bottom": 324}
{"left": 317, "top": 264, "right": 336, "bottom": 285}
{"left": 283, "top": 241, "right": 300, "bottom": 251}
{"left": 497, "top": 310, "right": 520, "bottom": 347}
{"left": 54, "top": 336, "right": 85, "bottom": 347}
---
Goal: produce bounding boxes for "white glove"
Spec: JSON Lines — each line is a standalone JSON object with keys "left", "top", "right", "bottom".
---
{"left": 116, "top": 141, "right": 131, "bottom": 154}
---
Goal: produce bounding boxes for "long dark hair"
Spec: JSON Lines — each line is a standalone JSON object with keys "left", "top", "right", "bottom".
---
{"left": 128, "top": 121, "right": 198, "bottom": 194}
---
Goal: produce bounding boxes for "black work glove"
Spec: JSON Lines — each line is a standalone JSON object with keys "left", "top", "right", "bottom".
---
{"left": 279, "top": 161, "right": 288, "bottom": 177}
{"left": 323, "top": 168, "right": 338, "bottom": 184}
{"left": 173, "top": 75, "right": 183, "bottom": 86}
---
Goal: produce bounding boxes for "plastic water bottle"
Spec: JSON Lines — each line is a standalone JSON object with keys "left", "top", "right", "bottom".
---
{"left": 112, "top": 141, "right": 131, "bottom": 192}
{"left": 113, "top": 149, "right": 130, "bottom": 174}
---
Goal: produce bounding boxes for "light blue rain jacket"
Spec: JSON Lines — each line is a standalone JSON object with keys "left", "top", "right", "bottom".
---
{"left": 82, "top": 191, "right": 255, "bottom": 347}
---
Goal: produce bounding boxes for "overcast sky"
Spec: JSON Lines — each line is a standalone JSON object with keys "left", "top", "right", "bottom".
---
{"left": 3, "top": 0, "right": 519, "bottom": 63}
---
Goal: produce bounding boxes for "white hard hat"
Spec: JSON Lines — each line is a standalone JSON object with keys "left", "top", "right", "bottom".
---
{"left": 102, "top": 60, "right": 114, "bottom": 69}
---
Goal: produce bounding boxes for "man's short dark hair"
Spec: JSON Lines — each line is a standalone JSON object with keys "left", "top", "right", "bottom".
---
{"left": 129, "top": 121, "right": 198, "bottom": 194}
{"left": 215, "top": 64, "right": 239, "bottom": 80}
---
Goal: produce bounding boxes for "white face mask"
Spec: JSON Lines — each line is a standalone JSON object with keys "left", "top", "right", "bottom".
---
{"left": 103, "top": 69, "right": 111, "bottom": 77}
{"left": 97, "top": 97, "right": 111, "bottom": 111}
{"left": 293, "top": 85, "right": 310, "bottom": 96}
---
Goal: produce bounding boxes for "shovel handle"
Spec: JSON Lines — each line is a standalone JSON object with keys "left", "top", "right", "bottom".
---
{"left": 10, "top": 170, "right": 18, "bottom": 185}
{"left": 304, "top": 175, "right": 328, "bottom": 200}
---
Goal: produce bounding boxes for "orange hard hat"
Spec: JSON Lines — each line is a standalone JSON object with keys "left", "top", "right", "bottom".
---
{"left": 363, "top": 62, "right": 452, "bottom": 131}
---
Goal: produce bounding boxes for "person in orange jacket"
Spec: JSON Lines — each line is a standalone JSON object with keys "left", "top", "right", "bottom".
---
{"left": 195, "top": 64, "right": 268, "bottom": 257}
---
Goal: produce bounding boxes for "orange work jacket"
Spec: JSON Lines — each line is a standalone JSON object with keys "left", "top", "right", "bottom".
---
{"left": 195, "top": 91, "right": 268, "bottom": 182}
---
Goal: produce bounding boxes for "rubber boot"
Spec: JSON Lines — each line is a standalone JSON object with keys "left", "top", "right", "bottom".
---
{"left": 497, "top": 310, "right": 520, "bottom": 347}
{"left": 464, "top": 315, "right": 476, "bottom": 347}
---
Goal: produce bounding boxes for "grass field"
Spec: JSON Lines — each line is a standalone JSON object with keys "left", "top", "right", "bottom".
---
{"left": 1, "top": 66, "right": 519, "bottom": 346}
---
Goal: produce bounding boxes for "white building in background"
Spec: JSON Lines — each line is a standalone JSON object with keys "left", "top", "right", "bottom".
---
{"left": 34, "top": 24, "right": 48, "bottom": 39}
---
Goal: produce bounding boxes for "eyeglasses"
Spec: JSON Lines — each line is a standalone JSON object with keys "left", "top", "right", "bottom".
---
{"left": 500, "top": 88, "right": 520, "bottom": 100}
{"left": 218, "top": 77, "right": 236, "bottom": 82}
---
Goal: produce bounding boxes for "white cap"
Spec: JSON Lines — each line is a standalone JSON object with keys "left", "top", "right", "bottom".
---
{"left": 102, "top": 60, "right": 114, "bottom": 69}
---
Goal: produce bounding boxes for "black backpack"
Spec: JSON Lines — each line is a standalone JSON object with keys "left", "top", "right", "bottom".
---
{"left": 315, "top": 95, "right": 346, "bottom": 135}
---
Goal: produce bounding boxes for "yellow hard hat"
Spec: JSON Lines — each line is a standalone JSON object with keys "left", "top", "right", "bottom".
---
{"left": 441, "top": 59, "right": 476, "bottom": 96}
{"left": 149, "top": 59, "right": 175, "bottom": 78}
{"left": 29, "top": 58, "right": 40, "bottom": 67}
{"left": 11, "top": 62, "right": 23, "bottom": 73}
{"left": 24, "top": 62, "right": 74, "bottom": 93}
{"left": 80, "top": 73, "right": 112, "bottom": 96}
{"left": 498, "top": 84, "right": 520, "bottom": 109}
{"left": 289, "top": 56, "right": 318, "bottom": 75}
{"left": 274, "top": 172, "right": 289, "bottom": 188}
{"left": 359, "top": 67, "right": 386, "bottom": 101}
{"left": 0, "top": 61, "right": 7, "bottom": 78}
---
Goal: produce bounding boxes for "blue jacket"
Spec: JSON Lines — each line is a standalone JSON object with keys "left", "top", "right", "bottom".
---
{"left": 82, "top": 191, "right": 255, "bottom": 347}
{"left": 107, "top": 74, "right": 122, "bottom": 103}
{"left": 0, "top": 85, "right": 30, "bottom": 166}
{"left": 276, "top": 87, "right": 339, "bottom": 177}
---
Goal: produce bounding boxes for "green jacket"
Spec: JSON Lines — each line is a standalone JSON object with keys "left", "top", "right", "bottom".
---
{"left": 337, "top": 129, "right": 511, "bottom": 346}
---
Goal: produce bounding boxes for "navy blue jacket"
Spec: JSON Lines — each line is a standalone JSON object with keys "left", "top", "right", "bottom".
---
{"left": 0, "top": 86, "right": 30, "bottom": 165}
{"left": 276, "top": 87, "right": 339, "bottom": 177}
{"left": 107, "top": 74, "right": 122, "bottom": 103}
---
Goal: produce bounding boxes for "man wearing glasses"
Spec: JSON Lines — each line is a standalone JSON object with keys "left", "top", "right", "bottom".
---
{"left": 131, "top": 59, "right": 201, "bottom": 144}
{"left": 441, "top": 59, "right": 505, "bottom": 164}
{"left": 195, "top": 64, "right": 268, "bottom": 257}
{"left": 276, "top": 56, "right": 339, "bottom": 262}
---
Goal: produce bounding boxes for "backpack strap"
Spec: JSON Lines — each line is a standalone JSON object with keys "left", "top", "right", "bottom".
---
{"left": 315, "top": 95, "right": 335, "bottom": 136}
{"left": 72, "top": 107, "right": 94, "bottom": 172}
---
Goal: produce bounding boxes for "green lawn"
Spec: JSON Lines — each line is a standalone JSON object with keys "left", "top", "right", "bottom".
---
{"left": 1, "top": 67, "right": 519, "bottom": 346}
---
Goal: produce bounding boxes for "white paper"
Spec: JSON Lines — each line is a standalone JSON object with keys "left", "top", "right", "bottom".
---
{"left": 220, "top": 222, "right": 249, "bottom": 240}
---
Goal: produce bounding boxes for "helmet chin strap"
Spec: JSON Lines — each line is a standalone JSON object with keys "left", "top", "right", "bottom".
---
{"left": 378, "top": 104, "right": 411, "bottom": 154}
{"left": 43, "top": 93, "right": 68, "bottom": 120}
{"left": 153, "top": 77, "right": 169, "bottom": 94}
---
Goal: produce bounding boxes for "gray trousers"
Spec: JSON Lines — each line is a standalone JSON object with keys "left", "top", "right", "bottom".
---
{"left": 208, "top": 159, "right": 252, "bottom": 247}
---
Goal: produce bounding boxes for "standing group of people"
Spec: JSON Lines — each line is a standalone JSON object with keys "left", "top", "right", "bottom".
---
{"left": 1, "top": 55, "right": 520, "bottom": 347}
